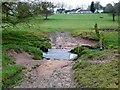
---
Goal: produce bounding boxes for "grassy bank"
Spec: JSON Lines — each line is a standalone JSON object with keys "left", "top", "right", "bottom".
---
{"left": 2, "top": 21, "right": 51, "bottom": 88}
{"left": 71, "top": 30, "right": 118, "bottom": 88}
{"left": 73, "top": 60, "right": 118, "bottom": 88}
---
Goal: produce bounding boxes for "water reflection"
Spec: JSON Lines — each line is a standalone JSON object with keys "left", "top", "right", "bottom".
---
{"left": 43, "top": 49, "right": 77, "bottom": 60}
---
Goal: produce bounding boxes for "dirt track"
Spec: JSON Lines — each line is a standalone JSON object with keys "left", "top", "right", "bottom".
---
{"left": 12, "top": 32, "right": 97, "bottom": 88}
{"left": 9, "top": 50, "right": 76, "bottom": 88}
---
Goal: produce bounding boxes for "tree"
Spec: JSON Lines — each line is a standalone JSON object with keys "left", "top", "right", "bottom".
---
{"left": 2, "top": 2, "right": 33, "bottom": 24}
{"left": 2, "top": 2, "right": 15, "bottom": 20}
{"left": 41, "top": 2, "right": 55, "bottom": 20}
{"left": 16, "top": 2, "right": 32, "bottom": 19}
{"left": 94, "top": 1, "right": 103, "bottom": 13}
{"left": 104, "top": 3, "right": 116, "bottom": 21}
{"left": 90, "top": 1, "right": 95, "bottom": 13}
{"left": 2, "top": 1, "right": 56, "bottom": 24}
{"left": 114, "top": 1, "right": 120, "bottom": 16}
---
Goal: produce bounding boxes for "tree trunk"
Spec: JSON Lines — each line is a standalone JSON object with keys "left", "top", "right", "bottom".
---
{"left": 112, "top": 13, "right": 115, "bottom": 21}
{"left": 45, "top": 13, "right": 48, "bottom": 20}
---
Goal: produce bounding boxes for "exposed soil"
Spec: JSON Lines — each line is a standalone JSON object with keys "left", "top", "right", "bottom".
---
{"left": 49, "top": 32, "right": 98, "bottom": 49}
{"left": 10, "top": 32, "right": 98, "bottom": 88}
{"left": 8, "top": 50, "right": 76, "bottom": 88}
{"left": 8, "top": 49, "right": 45, "bottom": 70}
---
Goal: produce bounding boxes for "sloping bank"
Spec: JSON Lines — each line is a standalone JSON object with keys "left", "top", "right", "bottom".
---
{"left": 2, "top": 27, "right": 51, "bottom": 88}
{"left": 71, "top": 31, "right": 118, "bottom": 88}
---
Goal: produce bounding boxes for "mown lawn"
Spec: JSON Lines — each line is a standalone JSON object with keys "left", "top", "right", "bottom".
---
{"left": 40, "top": 13, "right": 118, "bottom": 31}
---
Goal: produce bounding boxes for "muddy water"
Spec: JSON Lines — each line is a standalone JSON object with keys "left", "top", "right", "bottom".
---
{"left": 43, "top": 49, "right": 77, "bottom": 60}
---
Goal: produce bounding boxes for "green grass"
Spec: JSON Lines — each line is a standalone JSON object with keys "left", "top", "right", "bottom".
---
{"left": 2, "top": 65, "right": 24, "bottom": 86}
{"left": 71, "top": 26, "right": 118, "bottom": 88}
{"left": 40, "top": 14, "right": 118, "bottom": 31}
{"left": 12, "top": 14, "right": 118, "bottom": 32}
{"left": 2, "top": 50, "right": 25, "bottom": 88}
{"left": 2, "top": 28, "right": 51, "bottom": 59}
{"left": 71, "top": 37, "right": 118, "bottom": 88}
{"left": 80, "top": 49, "right": 118, "bottom": 61}
{"left": 73, "top": 60, "right": 118, "bottom": 88}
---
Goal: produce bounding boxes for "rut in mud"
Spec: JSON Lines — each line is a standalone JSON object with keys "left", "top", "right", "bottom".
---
{"left": 13, "top": 32, "right": 98, "bottom": 88}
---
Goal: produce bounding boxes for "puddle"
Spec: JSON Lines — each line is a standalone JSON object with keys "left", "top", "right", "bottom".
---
{"left": 43, "top": 49, "right": 78, "bottom": 60}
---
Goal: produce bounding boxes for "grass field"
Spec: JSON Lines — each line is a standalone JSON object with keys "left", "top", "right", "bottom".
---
{"left": 41, "top": 14, "right": 118, "bottom": 30}
{"left": 14, "top": 13, "right": 118, "bottom": 32}
{"left": 2, "top": 13, "right": 119, "bottom": 88}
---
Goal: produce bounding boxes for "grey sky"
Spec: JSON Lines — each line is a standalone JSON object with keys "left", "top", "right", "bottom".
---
{"left": 47, "top": 0, "right": 119, "bottom": 8}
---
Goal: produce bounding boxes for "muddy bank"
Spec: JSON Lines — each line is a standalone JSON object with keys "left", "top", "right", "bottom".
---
{"left": 49, "top": 32, "right": 98, "bottom": 49}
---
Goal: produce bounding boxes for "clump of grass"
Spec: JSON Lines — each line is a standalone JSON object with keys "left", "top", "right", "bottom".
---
{"left": 2, "top": 51, "right": 25, "bottom": 89}
{"left": 2, "top": 65, "right": 24, "bottom": 83}
{"left": 70, "top": 45, "right": 86, "bottom": 56}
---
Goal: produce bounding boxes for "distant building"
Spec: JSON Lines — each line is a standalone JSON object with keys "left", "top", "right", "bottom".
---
{"left": 56, "top": 8, "right": 94, "bottom": 14}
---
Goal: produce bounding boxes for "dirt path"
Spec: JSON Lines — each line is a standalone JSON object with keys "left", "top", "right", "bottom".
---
{"left": 11, "top": 32, "right": 98, "bottom": 88}
{"left": 9, "top": 50, "right": 76, "bottom": 88}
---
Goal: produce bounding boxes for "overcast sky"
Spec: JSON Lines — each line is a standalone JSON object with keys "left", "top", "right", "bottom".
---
{"left": 46, "top": 0, "right": 119, "bottom": 9}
